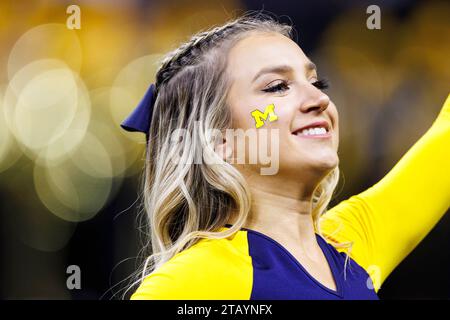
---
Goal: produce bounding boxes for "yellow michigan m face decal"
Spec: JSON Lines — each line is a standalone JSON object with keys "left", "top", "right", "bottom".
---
{"left": 251, "top": 103, "right": 278, "bottom": 128}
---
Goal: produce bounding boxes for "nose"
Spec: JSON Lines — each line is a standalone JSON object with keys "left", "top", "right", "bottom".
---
{"left": 299, "top": 86, "right": 330, "bottom": 113}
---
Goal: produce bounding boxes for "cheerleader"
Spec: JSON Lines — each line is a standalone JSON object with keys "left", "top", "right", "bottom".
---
{"left": 120, "top": 13, "right": 450, "bottom": 299}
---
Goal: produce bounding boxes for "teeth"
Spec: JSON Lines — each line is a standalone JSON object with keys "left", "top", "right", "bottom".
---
{"left": 299, "top": 127, "right": 327, "bottom": 136}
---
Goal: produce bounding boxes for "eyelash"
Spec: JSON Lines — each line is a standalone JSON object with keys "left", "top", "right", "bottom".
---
{"left": 262, "top": 78, "right": 329, "bottom": 93}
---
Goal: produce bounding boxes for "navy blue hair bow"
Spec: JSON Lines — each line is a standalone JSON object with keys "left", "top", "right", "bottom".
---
{"left": 120, "top": 83, "right": 156, "bottom": 143}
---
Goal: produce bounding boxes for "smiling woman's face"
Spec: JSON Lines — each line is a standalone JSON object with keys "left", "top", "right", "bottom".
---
{"left": 225, "top": 31, "right": 339, "bottom": 181}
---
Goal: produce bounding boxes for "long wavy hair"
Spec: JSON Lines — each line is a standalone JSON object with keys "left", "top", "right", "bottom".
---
{"left": 123, "top": 11, "right": 348, "bottom": 299}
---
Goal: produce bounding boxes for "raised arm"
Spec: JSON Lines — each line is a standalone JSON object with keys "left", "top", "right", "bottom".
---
{"left": 319, "top": 94, "right": 450, "bottom": 292}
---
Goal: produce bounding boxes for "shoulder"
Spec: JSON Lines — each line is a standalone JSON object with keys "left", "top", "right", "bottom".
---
{"left": 130, "top": 230, "right": 253, "bottom": 300}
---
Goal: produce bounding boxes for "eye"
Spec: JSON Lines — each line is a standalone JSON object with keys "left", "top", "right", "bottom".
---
{"left": 262, "top": 80, "right": 290, "bottom": 93}
{"left": 312, "top": 78, "right": 329, "bottom": 90}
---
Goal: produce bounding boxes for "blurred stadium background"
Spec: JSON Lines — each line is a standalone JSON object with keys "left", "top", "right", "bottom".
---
{"left": 0, "top": 0, "right": 448, "bottom": 299}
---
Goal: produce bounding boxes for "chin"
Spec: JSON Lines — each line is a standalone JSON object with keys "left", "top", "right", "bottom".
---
{"left": 315, "top": 161, "right": 339, "bottom": 179}
{"left": 315, "top": 151, "right": 339, "bottom": 170}
{"left": 295, "top": 150, "right": 339, "bottom": 174}
{"left": 278, "top": 152, "right": 338, "bottom": 179}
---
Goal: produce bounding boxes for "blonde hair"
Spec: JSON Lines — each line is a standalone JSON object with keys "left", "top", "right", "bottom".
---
{"left": 122, "top": 11, "right": 351, "bottom": 299}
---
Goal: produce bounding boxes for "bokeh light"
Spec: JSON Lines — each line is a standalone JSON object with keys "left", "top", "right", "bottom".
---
{"left": 0, "top": 85, "right": 23, "bottom": 173}
{"left": 3, "top": 59, "right": 92, "bottom": 166}
{"left": 7, "top": 23, "right": 82, "bottom": 80}
{"left": 33, "top": 148, "right": 113, "bottom": 222}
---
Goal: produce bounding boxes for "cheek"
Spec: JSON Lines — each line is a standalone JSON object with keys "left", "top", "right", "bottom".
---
{"left": 230, "top": 99, "right": 287, "bottom": 130}
{"left": 333, "top": 127, "right": 339, "bottom": 152}
{"left": 330, "top": 106, "right": 339, "bottom": 150}
{"left": 229, "top": 96, "right": 255, "bottom": 130}
{"left": 227, "top": 99, "right": 291, "bottom": 164}
{"left": 231, "top": 106, "right": 254, "bottom": 130}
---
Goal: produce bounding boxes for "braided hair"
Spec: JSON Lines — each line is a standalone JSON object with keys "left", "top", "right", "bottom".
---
{"left": 154, "top": 11, "right": 293, "bottom": 94}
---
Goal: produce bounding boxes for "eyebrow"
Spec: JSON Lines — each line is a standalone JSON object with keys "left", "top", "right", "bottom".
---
{"left": 252, "top": 62, "right": 317, "bottom": 83}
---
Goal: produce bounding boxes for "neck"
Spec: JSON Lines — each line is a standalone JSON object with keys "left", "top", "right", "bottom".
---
{"left": 229, "top": 168, "right": 325, "bottom": 252}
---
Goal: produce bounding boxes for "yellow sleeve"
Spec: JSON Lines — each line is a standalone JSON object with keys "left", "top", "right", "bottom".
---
{"left": 130, "top": 232, "right": 253, "bottom": 300}
{"left": 320, "top": 94, "right": 450, "bottom": 293}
